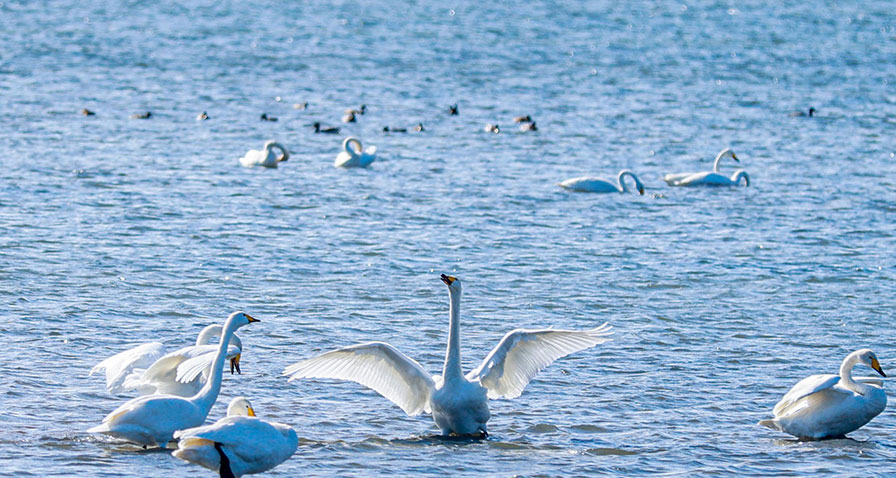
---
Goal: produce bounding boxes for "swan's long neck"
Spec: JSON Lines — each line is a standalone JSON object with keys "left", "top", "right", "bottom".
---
{"left": 617, "top": 170, "right": 642, "bottom": 194}
{"left": 270, "top": 142, "right": 289, "bottom": 162}
{"left": 195, "top": 325, "right": 223, "bottom": 346}
{"left": 190, "top": 317, "right": 239, "bottom": 413}
{"left": 731, "top": 170, "right": 749, "bottom": 186}
{"left": 839, "top": 353, "right": 861, "bottom": 392}
{"left": 712, "top": 151, "right": 726, "bottom": 172}
{"left": 344, "top": 138, "right": 361, "bottom": 158}
{"left": 442, "top": 287, "right": 463, "bottom": 381}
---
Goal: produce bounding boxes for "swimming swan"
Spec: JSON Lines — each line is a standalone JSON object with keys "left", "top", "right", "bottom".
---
{"left": 239, "top": 141, "right": 289, "bottom": 168}
{"left": 173, "top": 397, "right": 298, "bottom": 478}
{"left": 663, "top": 148, "right": 739, "bottom": 186}
{"left": 334, "top": 137, "right": 376, "bottom": 168}
{"left": 669, "top": 169, "right": 749, "bottom": 187}
{"left": 88, "top": 312, "right": 259, "bottom": 448}
{"left": 283, "top": 274, "right": 612, "bottom": 437}
{"left": 758, "top": 349, "right": 887, "bottom": 439}
{"left": 91, "top": 325, "right": 243, "bottom": 396}
{"left": 559, "top": 170, "right": 645, "bottom": 194}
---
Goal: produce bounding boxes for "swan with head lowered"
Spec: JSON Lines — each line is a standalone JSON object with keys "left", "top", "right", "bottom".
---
{"left": 283, "top": 274, "right": 612, "bottom": 437}
{"left": 334, "top": 137, "right": 376, "bottom": 168}
{"left": 559, "top": 170, "right": 645, "bottom": 194}
{"left": 91, "top": 324, "right": 244, "bottom": 397}
{"left": 88, "top": 312, "right": 259, "bottom": 448}
{"left": 239, "top": 141, "right": 289, "bottom": 168}
{"left": 663, "top": 148, "right": 748, "bottom": 186}
{"left": 173, "top": 397, "right": 298, "bottom": 478}
{"left": 759, "top": 349, "right": 887, "bottom": 440}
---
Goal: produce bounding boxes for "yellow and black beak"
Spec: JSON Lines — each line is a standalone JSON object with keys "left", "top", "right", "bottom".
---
{"left": 247, "top": 406, "right": 256, "bottom": 417}
{"left": 871, "top": 357, "right": 886, "bottom": 377}
{"left": 440, "top": 274, "right": 456, "bottom": 285}
{"left": 638, "top": 186, "right": 645, "bottom": 195}
{"left": 230, "top": 354, "right": 242, "bottom": 375}
{"left": 245, "top": 314, "right": 260, "bottom": 323}
{"left": 732, "top": 153, "right": 740, "bottom": 162}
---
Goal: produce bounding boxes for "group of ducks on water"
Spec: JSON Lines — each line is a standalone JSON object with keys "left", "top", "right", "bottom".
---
{"left": 86, "top": 274, "right": 887, "bottom": 477}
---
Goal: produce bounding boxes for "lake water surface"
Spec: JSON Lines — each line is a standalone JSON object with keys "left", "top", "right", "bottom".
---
{"left": 2, "top": 1, "right": 896, "bottom": 476}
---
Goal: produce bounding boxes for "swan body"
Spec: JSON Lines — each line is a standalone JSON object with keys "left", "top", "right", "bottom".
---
{"left": 664, "top": 148, "right": 740, "bottom": 185}
{"left": 173, "top": 397, "right": 298, "bottom": 477}
{"left": 284, "top": 275, "right": 612, "bottom": 436}
{"left": 670, "top": 169, "right": 749, "bottom": 187}
{"left": 759, "top": 349, "right": 887, "bottom": 439}
{"left": 334, "top": 137, "right": 376, "bottom": 168}
{"left": 559, "top": 170, "right": 645, "bottom": 195}
{"left": 239, "top": 141, "right": 289, "bottom": 168}
{"left": 88, "top": 312, "right": 259, "bottom": 448}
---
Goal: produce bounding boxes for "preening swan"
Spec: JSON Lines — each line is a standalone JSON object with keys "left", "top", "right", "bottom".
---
{"left": 91, "top": 324, "right": 244, "bottom": 397}
{"left": 559, "top": 170, "right": 645, "bottom": 195}
{"left": 334, "top": 137, "right": 376, "bottom": 168}
{"left": 239, "top": 141, "right": 289, "bottom": 168}
{"left": 283, "top": 274, "right": 612, "bottom": 437}
{"left": 88, "top": 312, "right": 259, "bottom": 448}
{"left": 759, "top": 349, "right": 887, "bottom": 439}
{"left": 173, "top": 397, "right": 298, "bottom": 478}
{"left": 663, "top": 148, "right": 739, "bottom": 185}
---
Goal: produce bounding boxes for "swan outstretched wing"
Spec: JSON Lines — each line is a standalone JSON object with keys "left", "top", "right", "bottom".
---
{"left": 467, "top": 323, "right": 613, "bottom": 399}
{"left": 91, "top": 342, "right": 166, "bottom": 393}
{"left": 283, "top": 342, "right": 435, "bottom": 416}
{"left": 772, "top": 374, "right": 840, "bottom": 416}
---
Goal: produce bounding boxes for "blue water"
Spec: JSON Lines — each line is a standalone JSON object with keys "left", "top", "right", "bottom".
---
{"left": 2, "top": 0, "right": 896, "bottom": 476}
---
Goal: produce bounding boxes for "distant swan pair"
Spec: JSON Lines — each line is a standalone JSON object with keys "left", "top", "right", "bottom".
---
{"left": 238, "top": 137, "right": 377, "bottom": 169}
{"left": 663, "top": 148, "right": 749, "bottom": 187}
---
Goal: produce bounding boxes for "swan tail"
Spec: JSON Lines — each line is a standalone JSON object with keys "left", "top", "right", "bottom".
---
{"left": 757, "top": 419, "right": 780, "bottom": 431}
{"left": 172, "top": 438, "right": 221, "bottom": 472}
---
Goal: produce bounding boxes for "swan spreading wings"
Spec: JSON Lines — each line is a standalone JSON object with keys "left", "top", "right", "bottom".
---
{"left": 284, "top": 274, "right": 612, "bottom": 436}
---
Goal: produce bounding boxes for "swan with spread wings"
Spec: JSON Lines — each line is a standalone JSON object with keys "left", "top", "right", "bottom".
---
{"left": 283, "top": 274, "right": 612, "bottom": 437}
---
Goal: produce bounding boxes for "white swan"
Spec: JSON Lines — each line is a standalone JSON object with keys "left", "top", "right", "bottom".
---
{"left": 334, "top": 137, "right": 376, "bottom": 168}
{"left": 669, "top": 169, "right": 749, "bottom": 187}
{"left": 173, "top": 397, "right": 298, "bottom": 478}
{"left": 284, "top": 274, "right": 612, "bottom": 437}
{"left": 558, "top": 170, "right": 645, "bottom": 195}
{"left": 759, "top": 349, "right": 887, "bottom": 439}
{"left": 663, "top": 148, "right": 743, "bottom": 186}
{"left": 239, "top": 141, "right": 289, "bottom": 168}
{"left": 87, "top": 312, "right": 259, "bottom": 448}
{"left": 91, "top": 325, "right": 243, "bottom": 397}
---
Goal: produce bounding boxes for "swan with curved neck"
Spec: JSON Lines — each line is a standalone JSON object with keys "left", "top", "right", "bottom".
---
{"left": 173, "top": 396, "right": 298, "bottom": 477}
{"left": 334, "top": 137, "right": 376, "bottom": 168}
{"left": 759, "top": 349, "right": 887, "bottom": 439}
{"left": 239, "top": 141, "right": 289, "bottom": 168}
{"left": 284, "top": 274, "right": 612, "bottom": 437}
{"left": 671, "top": 168, "right": 749, "bottom": 187}
{"left": 663, "top": 148, "right": 739, "bottom": 185}
{"left": 559, "top": 170, "right": 645, "bottom": 194}
{"left": 88, "top": 312, "right": 259, "bottom": 448}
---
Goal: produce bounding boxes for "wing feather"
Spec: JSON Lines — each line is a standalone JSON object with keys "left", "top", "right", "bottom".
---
{"left": 467, "top": 323, "right": 612, "bottom": 399}
{"left": 90, "top": 342, "right": 166, "bottom": 394}
{"left": 283, "top": 342, "right": 435, "bottom": 416}
{"left": 772, "top": 374, "right": 840, "bottom": 417}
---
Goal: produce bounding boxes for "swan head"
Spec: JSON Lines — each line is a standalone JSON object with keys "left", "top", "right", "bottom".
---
{"left": 440, "top": 274, "right": 462, "bottom": 294}
{"left": 719, "top": 148, "right": 739, "bottom": 163}
{"left": 854, "top": 349, "right": 886, "bottom": 377}
{"left": 227, "top": 397, "right": 256, "bottom": 417}
{"left": 226, "top": 311, "right": 260, "bottom": 330}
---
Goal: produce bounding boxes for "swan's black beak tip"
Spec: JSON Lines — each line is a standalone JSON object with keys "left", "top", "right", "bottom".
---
{"left": 440, "top": 274, "right": 455, "bottom": 285}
